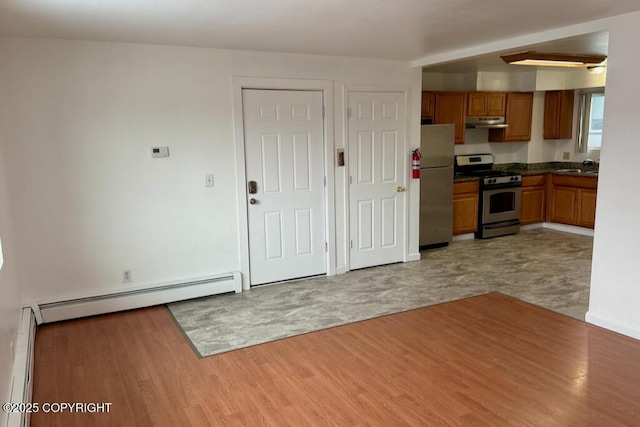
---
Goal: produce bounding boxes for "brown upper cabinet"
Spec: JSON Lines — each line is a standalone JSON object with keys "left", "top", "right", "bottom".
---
{"left": 488, "top": 92, "right": 534, "bottom": 142}
{"left": 434, "top": 92, "right": 467, "bottom": 144}
{"left": 467, "top": 92, "right": 506, "bottom": 117}
{"left": 421, "top": 91, "right": 435, "bottom": 120}
{"left": 544, "top": 90, "right": 574, "bottom": 139}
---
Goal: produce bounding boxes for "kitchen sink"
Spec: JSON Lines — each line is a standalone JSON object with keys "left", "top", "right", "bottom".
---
{"left": 583, "top": 170, "right": 599, "bottom": 176}
{"left": 555, "top": 168, "right": 581, "bottom": 173}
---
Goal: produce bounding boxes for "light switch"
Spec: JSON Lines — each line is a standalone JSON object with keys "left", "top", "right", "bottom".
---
{"left": 151, "top": 146, "right": 170, "bottom": 158}
{"left": 205, "top": 174, "right": 214, "bottom": 187}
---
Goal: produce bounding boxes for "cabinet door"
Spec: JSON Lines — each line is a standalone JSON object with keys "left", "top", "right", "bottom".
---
{"left": 453, "top": 181, "right": 478, "bottom": 235}
{"left": 467, "top": 93, "right": 487, "bottom": 116}
{"left": 543, "top": 91, "right": 561, "bottom": 139}
{"left": 549, "top": 186, "right": 578, "bottom": 225}
{"left": 435, "top": 92, "right": 467, "bottom": 144}
{"left": 453, "top": 193, "right": 478, "bottom": 235}
{"left": 521, "top": 186, "right": 546, "bottom": 225}
{"left": 577, "top": 189, "right": 597, "bottom": 228}
{"left": 486, "top": 93, "right": 506, "bottom": 116}
{"left": 544, "top": 90, "right": 574, "bottom": 139}
{"left": 421, "top": 91, "right": 435, "bottom": 119}
{"left": 504, "top": 92, "right": 533, "bottom": 141}
{"left": 487, "top": 92, "right": 533, "bottom": 142}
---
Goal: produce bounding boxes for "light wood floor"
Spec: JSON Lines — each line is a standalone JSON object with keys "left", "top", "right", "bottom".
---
{"left": 32, "top": 293, "right": 640, "bottom": 426}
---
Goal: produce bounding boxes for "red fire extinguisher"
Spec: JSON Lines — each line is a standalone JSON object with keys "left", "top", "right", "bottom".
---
{"left": 412, "top": 149, "right": 421, "bottom": 179}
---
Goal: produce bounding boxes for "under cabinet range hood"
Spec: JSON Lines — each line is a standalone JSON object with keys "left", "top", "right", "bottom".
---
{"left": 465, "top": 116, "right": 508, "bottom": 129}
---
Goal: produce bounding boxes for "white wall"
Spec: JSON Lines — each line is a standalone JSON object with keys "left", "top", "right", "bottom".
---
{"left": 0, "top": 39, "right": 422, "bottom": 304}
{"left": 422, "top": 72, "right": 467, "bottom": 91}
{"left": 453, "top": 130, "right": 530, "bottom": 164}
{"left": 0, "top": 132, "right": 23, "bottom": 424}
{"left": 535, "top": 68, "right": 606, "bottom": 91}
{"left": 526, "top": 92, "right": 558, "bottom": 163}
{"left": 587, "top": 12, "right": 640, "bottom": 338}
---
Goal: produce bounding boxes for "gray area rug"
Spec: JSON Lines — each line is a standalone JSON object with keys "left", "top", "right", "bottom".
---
{"left": 168, "top": 229, "right": 593, "bottom": 357}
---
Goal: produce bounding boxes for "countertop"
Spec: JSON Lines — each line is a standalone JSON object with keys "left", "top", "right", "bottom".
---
{"left": 453, "top": 162, "right": 599, "bottom": 183}
{"left": 495, "top": 161, "right": 599, "bottom": 178}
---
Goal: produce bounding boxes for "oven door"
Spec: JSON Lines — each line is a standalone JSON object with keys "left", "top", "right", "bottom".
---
{"left": 482, "top": 186, "right": 522, "bottom": 224}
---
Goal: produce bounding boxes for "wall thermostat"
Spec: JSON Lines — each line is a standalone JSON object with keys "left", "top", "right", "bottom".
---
{"left": 151, "top": 146, "right": 170, "bottom": 158}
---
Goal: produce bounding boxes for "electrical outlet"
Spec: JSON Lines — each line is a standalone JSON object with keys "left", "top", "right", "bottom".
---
{"left": 562, "top": 152, "right": 570, "bottom": 160}
{"left": 122, "top": 270, "right": 132, "bottom": 283}
{"left": 205, "top": 174, "right": 214, "bottom": 188}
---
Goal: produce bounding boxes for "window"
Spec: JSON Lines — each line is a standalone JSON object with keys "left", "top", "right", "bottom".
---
{"left": 576, "top": 90, "right": 605, "bottom": 152}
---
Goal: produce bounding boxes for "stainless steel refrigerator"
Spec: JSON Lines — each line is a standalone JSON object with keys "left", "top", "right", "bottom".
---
{"left": 419, "top": 124, "right": 454, "bottom": 247}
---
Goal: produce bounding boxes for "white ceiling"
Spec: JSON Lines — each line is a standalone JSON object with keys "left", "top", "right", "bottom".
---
{"left": 0, "top": 0, "right": 637, "bottom": 62}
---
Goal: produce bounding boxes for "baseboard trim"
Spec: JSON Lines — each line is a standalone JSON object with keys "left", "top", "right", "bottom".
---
{"left": 520, "top": 223, "right": 544, "bottom": 231}
{"left": 406, "top": 252, "right": 421, "bottom": 262}
{"left": 586, "top": 311, "right": 640, "bottom": 340}
{"left": 335, "top": 266, "right": 348, "bottom": 275}
{"left": 541, "top": 222, "right": 594, "bottom": 237}
{"left": 35, "top": 272, "right": 242, "bottom": 323}
{"left": 452, "top": 233, "right": 475, "bottom": 241}
{"left": 7, "top": 308, "right": 36, "bottom": 427}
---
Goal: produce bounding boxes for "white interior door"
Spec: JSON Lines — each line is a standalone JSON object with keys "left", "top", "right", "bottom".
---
{"left": 243, "top": 89, "right": 326, "bottom": 285}
{"left": 348, "top": 91, "right": 406, "bottom": 269}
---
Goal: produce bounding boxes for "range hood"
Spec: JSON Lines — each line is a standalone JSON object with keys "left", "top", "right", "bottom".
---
{"left": 465, "top": 116, "right": 508, "bottom": 129}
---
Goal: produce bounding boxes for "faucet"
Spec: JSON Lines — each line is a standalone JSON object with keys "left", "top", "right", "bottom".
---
{"left": 583, "top": 159, "right": 595, "bottom": 166}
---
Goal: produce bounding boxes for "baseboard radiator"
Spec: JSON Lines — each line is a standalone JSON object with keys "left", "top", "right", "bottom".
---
{"left": 33, "top": 272, "right": 242, "bottom": 324}
{"left": 7, "top": 308, "right": 36, "bottom": 427}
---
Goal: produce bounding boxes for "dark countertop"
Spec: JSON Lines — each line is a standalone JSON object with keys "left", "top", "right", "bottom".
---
{"left": 494, "top": 161, "right": 599, "bottom": 178}
{"left": 453, "top": 175, "right": 480, "bottom": 183}
{"left": 453, "top": 162, "right": 599, "bottom": 183}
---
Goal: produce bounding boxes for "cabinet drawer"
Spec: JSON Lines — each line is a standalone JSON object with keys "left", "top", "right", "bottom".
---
{"left": 453, "top": 180, "right": 479, "bottom": 195}
{"left": 552, "top": 174, "right": 597, "bottom": 189}
{"left": 522, "top": 174, "right": 546, "bottom": 187}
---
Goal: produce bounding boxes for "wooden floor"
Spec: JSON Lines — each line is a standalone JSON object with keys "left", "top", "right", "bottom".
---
{"left": 32, "top": 292, "right": 640, "bottom": 426}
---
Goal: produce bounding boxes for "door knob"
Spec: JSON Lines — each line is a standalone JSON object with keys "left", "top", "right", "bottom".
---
{"left": 397, "top": 186, "right": 406, "bottom": 192}
{"left": 249, "top": 198, "right": 259, "bottom": 205}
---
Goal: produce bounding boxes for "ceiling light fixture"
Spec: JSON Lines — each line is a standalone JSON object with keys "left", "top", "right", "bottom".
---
{"left": 501, "top": 51, "right": 607, "bottom": 68}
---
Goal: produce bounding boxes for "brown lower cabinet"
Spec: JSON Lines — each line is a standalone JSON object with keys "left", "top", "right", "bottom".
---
{"left": 453, "top": 180, "right": 479, "bottom": 235}
{"left": 521, "top": 174, "right": 546, "bottom": 225}
{"left": 547, "top": 174, "right": 597, "bottom": 228}
{"left": 453, "top": 173, "right": 597, "bottom": 236}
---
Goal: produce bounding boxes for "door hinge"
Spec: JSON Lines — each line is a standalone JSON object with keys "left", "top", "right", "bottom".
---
{"left": 349, "top": 176, "right": 353, "bottom": 185}
{"left": 325, "top": 242, "right": 328, "bottom": 252}
{"left": 347, "top": 107, "right": 352, "bottom": 118}
{"left": 350, "top": 240, "right": 353, "bottom": 249}
{"left": 322, "top": 106, "right": 325, "bottom": 119}
{"left": 324, "top": 176, "right": 327, "bottom": 186}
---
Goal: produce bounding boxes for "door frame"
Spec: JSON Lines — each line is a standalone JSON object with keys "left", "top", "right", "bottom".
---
{"left": 343, "top": 85, "right": 413, "bottom": 270}
{"left": 232, "top": 77, "right": 336, "bottom": 290}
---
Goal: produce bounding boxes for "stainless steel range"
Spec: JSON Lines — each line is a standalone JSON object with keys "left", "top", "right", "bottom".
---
{"left": 455, "top": 154, "right": 522, "bottom": 239}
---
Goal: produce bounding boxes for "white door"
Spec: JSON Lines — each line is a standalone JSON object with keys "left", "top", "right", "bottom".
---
{"left": 348, "top": 91, "right": 406, "bottom": 269}
{"left": 243, "top": 89, "right": 326, "bottom": 285}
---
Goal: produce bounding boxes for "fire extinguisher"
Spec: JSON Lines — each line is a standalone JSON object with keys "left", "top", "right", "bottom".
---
{"left": 412, "top": 149, "right": 421, "bottom": 179}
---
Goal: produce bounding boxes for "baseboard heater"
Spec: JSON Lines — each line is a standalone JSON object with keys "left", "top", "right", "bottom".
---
{"left": 33, "top": 272, "right": 242, "bottom": 324}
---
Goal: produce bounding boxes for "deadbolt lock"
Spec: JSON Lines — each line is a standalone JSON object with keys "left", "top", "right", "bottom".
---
{"left": 248, "top": 181, "right": 258, "bottom": 194}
